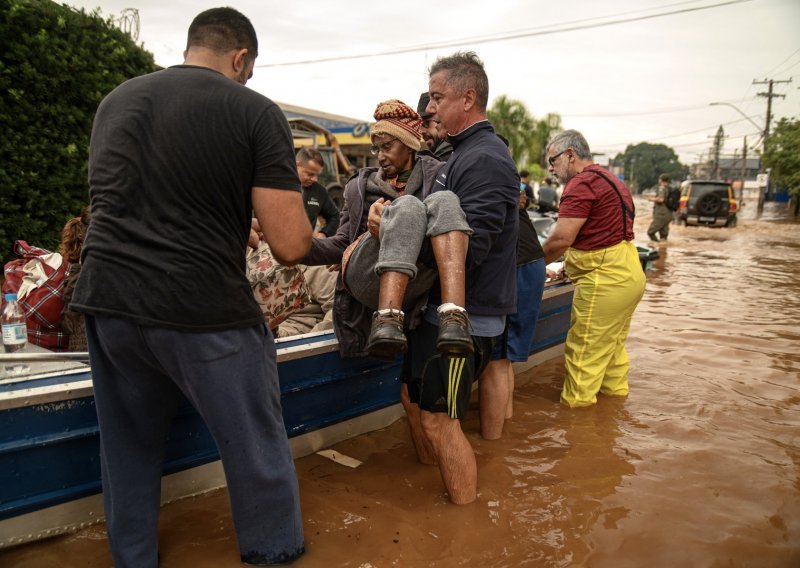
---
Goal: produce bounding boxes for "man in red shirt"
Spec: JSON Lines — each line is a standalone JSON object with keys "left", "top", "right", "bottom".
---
{"left": 542, "top": 130, "right": 645, "bottom": 408}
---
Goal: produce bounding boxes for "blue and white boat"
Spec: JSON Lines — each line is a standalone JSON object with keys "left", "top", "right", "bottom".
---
{"left": 0, "top": 281, "right": 573, "bottom": 548}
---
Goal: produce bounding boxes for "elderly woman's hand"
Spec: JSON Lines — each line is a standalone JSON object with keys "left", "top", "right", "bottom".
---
{"left": 368, "top": 198, "right": 389, "bottom": 238}
{"left": 248, "top": 218, "right": 263, "bottom": 248}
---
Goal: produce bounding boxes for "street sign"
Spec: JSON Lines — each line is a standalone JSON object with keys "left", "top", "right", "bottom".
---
{"left": 756, "top": 173, "right": 769, "bottom": 187}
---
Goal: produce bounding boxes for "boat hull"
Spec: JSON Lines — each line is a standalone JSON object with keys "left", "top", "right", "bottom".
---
{"left": 0, "top": 282, "right": 572, "bottom": 548}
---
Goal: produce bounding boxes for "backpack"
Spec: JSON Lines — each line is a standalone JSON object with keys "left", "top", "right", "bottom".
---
{"left": 665, "top": 186, "right": 681, "bottom": 211}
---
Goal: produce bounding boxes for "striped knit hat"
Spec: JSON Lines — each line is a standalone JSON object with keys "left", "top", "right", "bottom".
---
{"left": 370, "top": 99, "right": 423, "bottom": 152}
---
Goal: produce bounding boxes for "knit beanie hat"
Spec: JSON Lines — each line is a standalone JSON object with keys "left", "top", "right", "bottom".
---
{"left": 370, "top": 99, "right": 423, "bottom": 152}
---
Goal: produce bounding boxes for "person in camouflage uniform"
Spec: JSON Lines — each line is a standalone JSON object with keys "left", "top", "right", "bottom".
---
{"left": 647, "top": 174, "right": 672, "bottom": 241}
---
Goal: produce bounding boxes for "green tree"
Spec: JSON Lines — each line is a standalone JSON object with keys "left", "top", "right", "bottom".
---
{"left": 488, "top": 96, "right": 562, "bottom": 171}
{"left": 529, "top": 112, "right": 562, "bottom": 170}
{"left": 521, "top": 164, "right": 547, "bottom": 184}
{"left": 0, "top": 0, "right": 156, "bottom": 264}
{"left": 614, "top": 143, "right": 685, "bottom": 193}
{"left": 488, "top": 95, "right": 535, "bottom": 165}
{"left": 762, "top": 118, "right": 800, "bottom": 216}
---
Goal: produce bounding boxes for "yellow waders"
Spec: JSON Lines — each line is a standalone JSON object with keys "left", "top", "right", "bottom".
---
{"left": 561, "top": 240, "right": 646, "bottom": 408}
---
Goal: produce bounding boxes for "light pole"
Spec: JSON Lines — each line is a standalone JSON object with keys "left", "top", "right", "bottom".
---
{"left": 708, "top": 102, "right": 763, "bottom": 133}
{"left": 709, "top": 101, "right": 764, "bottom": 172}
{"left": 709, "top": 102, "right": 766, "bottom": 211}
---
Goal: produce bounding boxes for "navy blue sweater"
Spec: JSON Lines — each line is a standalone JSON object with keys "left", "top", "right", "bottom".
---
{"left": 431, "top": 120, "right": 519, "bottom": 315}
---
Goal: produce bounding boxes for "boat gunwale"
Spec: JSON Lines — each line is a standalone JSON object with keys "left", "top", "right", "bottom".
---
{"left": 0, "top": 281, "right": 573, "bottom": 411}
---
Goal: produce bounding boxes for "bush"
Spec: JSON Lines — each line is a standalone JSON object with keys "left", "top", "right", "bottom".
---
{"left": 0, "top": 0, "right": 156, "bottom": 264}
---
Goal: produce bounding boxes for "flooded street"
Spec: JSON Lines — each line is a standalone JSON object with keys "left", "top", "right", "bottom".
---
{"left": 2, "top": 197, "right": 799, "bottom": 567}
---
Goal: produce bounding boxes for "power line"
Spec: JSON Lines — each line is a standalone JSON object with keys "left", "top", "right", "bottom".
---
{"left": 603, "top": 116, "right": 760, "bottom": 147}
{"left": 256, "top": 0, "right": 752, "bottom": 68}
{"left": 668, "top": 132, "right": 761, "bottom": 148}
{"left": 761, "top": 47, "right": 800, "bottom": 77}
{"left": 563, "top": 99, "right": 757, "bottom": 118}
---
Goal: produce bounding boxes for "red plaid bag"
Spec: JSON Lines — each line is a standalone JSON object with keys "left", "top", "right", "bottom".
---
{"left": 2, "top": 240, "right": 73, "bottom": 351}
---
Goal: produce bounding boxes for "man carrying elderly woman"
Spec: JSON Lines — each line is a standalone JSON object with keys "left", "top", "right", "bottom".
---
{"left": 302, "top": 99, "right": 472, "bottom": 361}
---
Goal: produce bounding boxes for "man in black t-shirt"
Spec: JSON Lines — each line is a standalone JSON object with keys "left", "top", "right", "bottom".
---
{"left": 296, "top": 147, "right": 340, "bottom": 237}
{"left": 71, "top": 8, "right": 309, "bottom": 566}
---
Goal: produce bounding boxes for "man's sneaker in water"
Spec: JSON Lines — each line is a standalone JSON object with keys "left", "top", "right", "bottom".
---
{"left": 436, "top": 304, "right": 474, "bottom": 356}
{"left": 366, "top": 309, "right": 407, "bottom": 360}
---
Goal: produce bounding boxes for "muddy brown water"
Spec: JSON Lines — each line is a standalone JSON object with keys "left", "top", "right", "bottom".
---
{"left": 2, "top": 198, "right": 798, "bottom": 567}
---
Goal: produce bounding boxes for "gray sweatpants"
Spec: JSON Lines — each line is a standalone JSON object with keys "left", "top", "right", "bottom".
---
{"left": 86, "top": 315, "right": 304, "bottom": 567}
{"left": 344, "top": 192, "right": 471, "bottom": 311}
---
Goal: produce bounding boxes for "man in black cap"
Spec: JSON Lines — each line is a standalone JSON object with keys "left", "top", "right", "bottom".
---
{"left": 417, "top": 92, "right": 453, "bottom": 161}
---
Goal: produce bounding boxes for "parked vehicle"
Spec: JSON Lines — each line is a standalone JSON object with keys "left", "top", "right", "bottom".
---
{"left": 676, "top": 180, "right": 738, "bottom": 227}
{"left": 289, "top": 118, "right": 357, "bottom": 210}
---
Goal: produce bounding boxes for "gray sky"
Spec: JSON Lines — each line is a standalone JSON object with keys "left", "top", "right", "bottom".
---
{"left": 69, "top": 0, "right": 799, "bottom": 165}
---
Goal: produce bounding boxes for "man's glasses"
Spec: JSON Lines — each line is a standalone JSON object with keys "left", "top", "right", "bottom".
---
{"left": 548, "top": 150, "right": 568, "bottom": 167}
{"left": 370, "top": 138, "right": 399, "bottom": 155}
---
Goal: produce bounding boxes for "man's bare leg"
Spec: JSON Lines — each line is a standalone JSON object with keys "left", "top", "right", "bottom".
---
{"left": 505, "top": 362, "right": 515, "bottom": 419}
{"left": 420, "top": 411, "right": 477, "bottom": 504}
{"left": 479, "top": 359, "right": 511, "bottom": 440}
{"left": 400, "top": 384, "right": 436, "bottom": 465}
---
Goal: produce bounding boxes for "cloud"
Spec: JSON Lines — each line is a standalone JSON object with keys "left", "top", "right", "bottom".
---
{"left": 68, "top": 0, "right": 800, "bottom": 164}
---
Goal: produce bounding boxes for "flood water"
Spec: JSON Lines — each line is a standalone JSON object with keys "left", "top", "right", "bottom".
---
{"left": 2, "top": 197, "right": 799, "bottom": 567}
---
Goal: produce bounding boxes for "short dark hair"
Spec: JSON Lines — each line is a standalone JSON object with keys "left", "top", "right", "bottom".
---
{"left": 659, "top": 174, "right": 670, "bottom": 182}
{"left": 429, "top": 51, "right": 489, "bottom": 113}
{"left": 296, "top": 146, "right": 323, "bottom": 167}
{"left": 187, "top": 8, "right": 258, "bottom": 60}
{"left": 520, "top": 170, "right": 530, "bottom": 178}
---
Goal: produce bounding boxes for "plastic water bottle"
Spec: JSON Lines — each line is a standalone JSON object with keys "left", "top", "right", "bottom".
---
{"left": 2, "top": 293, "right": 29, "bottom": 376}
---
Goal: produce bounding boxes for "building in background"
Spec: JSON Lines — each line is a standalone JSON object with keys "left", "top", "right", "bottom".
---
{"left": 278, "top": 102, "right": 373, "bottom": 169}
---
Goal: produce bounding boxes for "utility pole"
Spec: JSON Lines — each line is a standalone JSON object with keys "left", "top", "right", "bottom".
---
{"left": 741, "top": 136, "right": 747, "bottom": 203}
{"left": 711, "top": 125, "right": 724, "bottom": 179}
{"left": 753, "top": 77, "right": 791, "bottom": 210}
{"left": 752, "top": 77, "right": 791, "bottom": 153}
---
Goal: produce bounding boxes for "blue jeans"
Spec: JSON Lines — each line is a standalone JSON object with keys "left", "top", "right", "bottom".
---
{"left": 86, "top": 315, "right": 304, "bottom": 567}
{"left": 492, "top": 258, "right": 547, "bottom": 362}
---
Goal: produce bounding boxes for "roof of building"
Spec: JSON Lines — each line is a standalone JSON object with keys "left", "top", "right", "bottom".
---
{"left": 718, "top": 157, "right": 761, "bottom": 169}
{"left": 276, "top": 102, "right": 365, "bottom": 132}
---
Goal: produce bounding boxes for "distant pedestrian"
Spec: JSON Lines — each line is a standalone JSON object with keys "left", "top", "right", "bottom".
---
{"left": 542, "top": 129, "right": 645, "bottom": 408}
{"left": 647, "top": 174, "right": 671, "bottom": 241}
{"left": 537, "top": 177, "right": 559, "bottom": 213}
